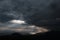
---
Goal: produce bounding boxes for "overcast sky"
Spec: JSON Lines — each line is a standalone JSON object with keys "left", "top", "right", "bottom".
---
{"left": 0, "top": 0, "right": 60, "bottom": 32}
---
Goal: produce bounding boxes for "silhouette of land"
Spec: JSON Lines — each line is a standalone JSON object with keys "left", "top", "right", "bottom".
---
{"left": 0, "top": 31, "right": 59, "bottom": 40}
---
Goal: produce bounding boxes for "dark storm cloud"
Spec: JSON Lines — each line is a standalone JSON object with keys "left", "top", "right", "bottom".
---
{"left": 0, "top": 0, "right": 60, "bottom": 31}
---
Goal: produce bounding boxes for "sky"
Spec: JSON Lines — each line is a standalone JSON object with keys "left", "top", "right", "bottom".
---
{"left": 0, "top": 0, "right": 60, "bottom": 34}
